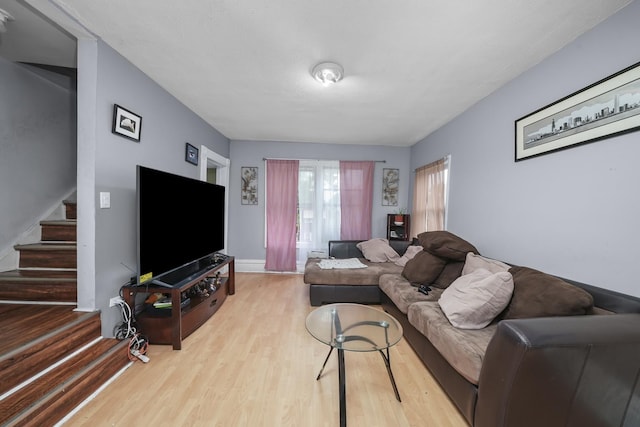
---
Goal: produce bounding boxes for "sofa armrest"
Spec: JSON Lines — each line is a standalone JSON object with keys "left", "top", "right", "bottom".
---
{"left": 475, "top": 314, "right": 640, "bottom": 427}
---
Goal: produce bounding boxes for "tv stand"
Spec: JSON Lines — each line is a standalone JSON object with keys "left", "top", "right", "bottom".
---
{"left": 123, "top": 256, "right": 235, "bottom": 350}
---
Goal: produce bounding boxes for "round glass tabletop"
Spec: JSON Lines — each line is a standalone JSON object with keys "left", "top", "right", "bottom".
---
{"left": 306, "top": 303, "right": 403, "bottom": 352}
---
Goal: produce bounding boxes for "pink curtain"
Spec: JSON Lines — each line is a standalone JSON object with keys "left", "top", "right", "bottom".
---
{"left": 339, "top": 161, "right": 374, "bottom": 240}
{"left": 265, "top": 159, "right": 299, "bottom": 271}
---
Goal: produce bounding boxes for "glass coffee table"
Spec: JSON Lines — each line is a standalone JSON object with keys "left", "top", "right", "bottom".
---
{"left": 306, "top": 303, "right": 403, "bottom": 427}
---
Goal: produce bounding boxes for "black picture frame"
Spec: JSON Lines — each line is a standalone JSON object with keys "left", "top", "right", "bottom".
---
{"left": 515, "top": 61, "right": 640, "bottom": 161}
{"left": 112, "top": 104, "right": 142, "bottom": 142}
{"left": 185, "top": 143, "right": 199, "bottom": 166}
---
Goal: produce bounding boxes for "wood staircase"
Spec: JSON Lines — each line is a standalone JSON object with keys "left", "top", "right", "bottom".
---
{"left": 0, "top": 201, "right": 130, "bottom": 426}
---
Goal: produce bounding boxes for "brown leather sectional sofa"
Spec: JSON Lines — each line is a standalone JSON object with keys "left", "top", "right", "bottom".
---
{"left": 304, "top": 239, "right": 640, "bottom": 426}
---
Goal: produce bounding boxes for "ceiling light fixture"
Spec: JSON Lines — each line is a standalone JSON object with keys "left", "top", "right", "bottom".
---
{"left": 312, "top": 62, "right": 344, "bottom": 86}
{"left": 0, "top": 8, "right": 14, "bottom": 34}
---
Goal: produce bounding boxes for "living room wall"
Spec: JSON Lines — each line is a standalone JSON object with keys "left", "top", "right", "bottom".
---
{"left": 0, "top": 58, "right": 76, "bottom": 262}
{"left": 410, "top": 1, "right": 640, "bottom": 297}
{"left": 228, "top": 140, "right": 411, "bottom": 269}
{"left": 82, "top": 40, "right": 230, "bottom": 336}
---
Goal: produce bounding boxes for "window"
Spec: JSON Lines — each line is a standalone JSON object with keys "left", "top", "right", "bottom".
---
{"left": 297, "top": 160, "right": 340, "bottom": 261}
{"left": 412, "top": 155, "right": 450, "bottom": 235}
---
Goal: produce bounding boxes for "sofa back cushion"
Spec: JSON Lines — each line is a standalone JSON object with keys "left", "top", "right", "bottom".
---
{"left": 417, "top": 231, "right": 479, "bottom": 261}
{"left": 328, "top": 239, "right": 412, "bottom": 258}
{"left": 501, "top": 266, "right": 594, "bottom": 319}
{"left": 401, "top": 250, "right": 447, "bottom": 285}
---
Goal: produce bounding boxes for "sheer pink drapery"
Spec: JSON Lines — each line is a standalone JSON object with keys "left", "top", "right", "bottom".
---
{"left": 265, "top": 159, "right": 299, "bottom": 271}
{"left": 339, "top": 161, "right": 374, "bottom": 240}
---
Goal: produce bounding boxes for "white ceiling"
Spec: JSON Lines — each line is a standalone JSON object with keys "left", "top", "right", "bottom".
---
{"left": 2, "top": 0, "right": 633, "bottom": 146}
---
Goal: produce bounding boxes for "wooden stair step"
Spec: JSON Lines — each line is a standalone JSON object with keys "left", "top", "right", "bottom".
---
{"left": 40, "top": 220, "right": 77, "bottom": 242}
{"left": 0, "top": 270, "right": 76, "bottom": 302}
{"left": 63, "top": 200, "right": 76, "bottom": 220}
{"left": 14, "top": 243, "right": 76, "bottom": 269}
{"left": 0, "top": 307, "right": 101, "bottom": 395}
{"left": 0, "top": 269, "right": 77, "bottom": 279}
{"left": 0, "top": 338, "right": 129, "bottom": 427}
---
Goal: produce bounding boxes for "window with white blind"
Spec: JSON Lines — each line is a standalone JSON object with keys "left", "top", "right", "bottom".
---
{"left": 412, "top": 155, "right": 450, "bottom": 235}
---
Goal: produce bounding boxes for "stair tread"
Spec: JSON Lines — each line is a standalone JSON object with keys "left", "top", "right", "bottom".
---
{"left": 14, "top": 242, "right": 77, "bottom": 250}
{"left": 0, "top": 338, "right": 128, "bottom": 426}
{"left": 0, "top": 305, "right": 93, "bottom": 357}
{"left": 40, "top": 220, "right": 77, "bottom": 225}
{"left": 0, "top": 270, "right": 77, "bottom": 279}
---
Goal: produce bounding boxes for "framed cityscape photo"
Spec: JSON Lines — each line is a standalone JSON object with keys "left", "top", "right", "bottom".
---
{"left": 185, "top": 143, "right": 199, "bottom": 165}
{"left": 515, "top": 61, "right": 640, "bottom": 161}
{"left": 112, "top": 104, "right": 142, "bottom": 142}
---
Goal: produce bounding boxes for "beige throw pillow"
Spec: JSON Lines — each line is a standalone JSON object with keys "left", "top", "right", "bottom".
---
{"left": 394, "top": 245, "right": 423, "bottom": 267}
{"left": 438, "top": 268, "right": 514, "bottom": 329}
{"left": 356, "top": 238, "right": 400, "bottom": 262}
{"left": 462, "top": 252, "right": 510, "bottom": 276}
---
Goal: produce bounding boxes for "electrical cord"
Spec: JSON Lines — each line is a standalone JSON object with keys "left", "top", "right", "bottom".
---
{"left": 113, "top": 282, "right": 150, "bottom": 362}
{"left": 128, "top": 333, "right": 149, "bottom": 362}
{"left": 113, "top": 296, "right": 137, "bottom": 340}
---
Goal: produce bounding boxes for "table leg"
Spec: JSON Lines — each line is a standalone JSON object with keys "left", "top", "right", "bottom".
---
{"left": 338, "top": 348, "right": 346, "bottom": 427}
{"left": 378, "top": 348, "right": 401, "bottom": 402}
{"left": 316, "top": 346, "right": 334, "bottom": 380}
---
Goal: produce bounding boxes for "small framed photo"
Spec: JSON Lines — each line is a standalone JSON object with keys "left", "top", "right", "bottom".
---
{"left": 185, "top": 143, "right": 199, "bottom": 166}
{"left": 112, "top": 104, "right": 142, "bottom": 142}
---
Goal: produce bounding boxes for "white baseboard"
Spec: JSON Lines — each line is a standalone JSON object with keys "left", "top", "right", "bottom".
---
{"left": 235, "top": 259, "right": 305, "bottom": 274}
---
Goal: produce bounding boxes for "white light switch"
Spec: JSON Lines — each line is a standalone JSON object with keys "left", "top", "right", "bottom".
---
{"left": 100, "top": 192, "right": 111, "bottom": 209}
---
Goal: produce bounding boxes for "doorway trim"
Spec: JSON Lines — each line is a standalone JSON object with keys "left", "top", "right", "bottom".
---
{"left": 199, "top": 146, "right": 230, "bottom": 253}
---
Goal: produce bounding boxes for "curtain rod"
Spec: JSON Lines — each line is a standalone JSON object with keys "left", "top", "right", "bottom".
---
{"left": 263, "top": 157, "right": 386, "bottom": 163}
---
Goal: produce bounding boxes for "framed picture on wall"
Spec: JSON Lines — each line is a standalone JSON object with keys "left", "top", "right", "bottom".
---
{"left": 382, "top": 168, "right": 399, "bottom": 206}
{"left": 112, "top": 104, "right": 142, "bottom": 142}
{"left": 185, "top": 143, "right": 199, "bottom": 166}
{"left": 515, "top": 61, "right": 640, "bottom": 161}
{"left": 241, "top": 166, "right": 258, "bottom": 205}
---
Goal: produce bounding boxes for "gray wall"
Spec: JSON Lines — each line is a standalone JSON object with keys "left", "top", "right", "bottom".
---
{"left": 0, "top": 58, "right": 76, "bottom": 255}
{"left": 89, "top": 40, "right": 229, "bottom": 335}
{"left": 410, "top": 1, "right": 640, "bottom": 297}
{"left": 228, "top": 140, "right": 411, "bottom": 261}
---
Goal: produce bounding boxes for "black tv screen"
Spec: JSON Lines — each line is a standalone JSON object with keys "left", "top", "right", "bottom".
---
{"left": 137, "top": 165, "right": 225, "bottom": 285}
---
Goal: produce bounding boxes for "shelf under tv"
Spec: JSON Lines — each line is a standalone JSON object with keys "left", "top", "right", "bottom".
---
{"left": 123, "top": 256, "right": 235, "bottom": 350}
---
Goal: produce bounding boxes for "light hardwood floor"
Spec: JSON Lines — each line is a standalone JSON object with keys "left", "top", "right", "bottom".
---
{"left": 64, "top": 273, "right": 468, "bottom": 426}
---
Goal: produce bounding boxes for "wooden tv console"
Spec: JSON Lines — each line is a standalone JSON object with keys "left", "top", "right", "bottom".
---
{"left": 122, "top": 256, "right": 235, "bottom": 350}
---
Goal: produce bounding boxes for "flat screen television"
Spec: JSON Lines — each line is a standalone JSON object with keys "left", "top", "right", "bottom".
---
{"left": 136, "top": 165, "right": 225, "bottom": 286}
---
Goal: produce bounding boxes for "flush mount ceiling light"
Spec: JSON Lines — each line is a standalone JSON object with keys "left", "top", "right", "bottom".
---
{"left": 312, "top": 62, "right": 344, "bottom": 86}
{"left": 0, "top": 8, "right": 14, "bottom": 33}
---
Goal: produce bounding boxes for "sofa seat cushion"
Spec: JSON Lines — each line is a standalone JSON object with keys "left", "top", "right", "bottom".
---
{"left": 303, "top": 258, "right": 403, "bottom": 286}
{"left": 379, "top": 274, "right": 443, "bottom": 314}
{"left": 407, "top": 302, "right": 497, "bottom": 384}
